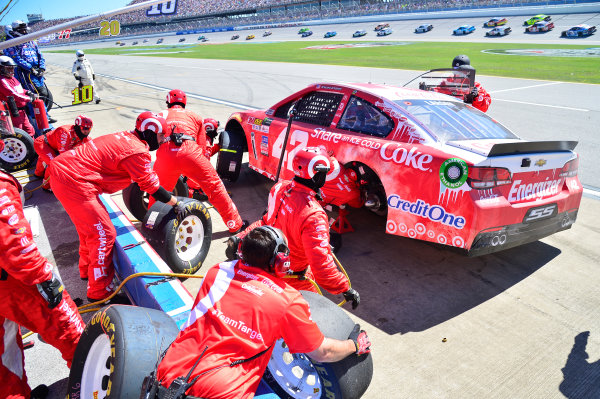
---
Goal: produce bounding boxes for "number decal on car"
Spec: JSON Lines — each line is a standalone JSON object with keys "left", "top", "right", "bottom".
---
{"left": 523, "top": 204, "right": 558, "bottom": 223}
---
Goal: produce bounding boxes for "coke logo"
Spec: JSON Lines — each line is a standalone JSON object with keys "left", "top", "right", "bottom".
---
{"left": 379, "top": 143, "right": 433, "bottom": 171}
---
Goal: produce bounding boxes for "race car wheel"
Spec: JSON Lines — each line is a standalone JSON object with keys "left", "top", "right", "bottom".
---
{"left": 216, "top": 127, "right": 245, "bottom": 182}
{"left": 264, "top": 291, "right": 373, "bottom": 399}
{"left": 141, "top": 196, "right": 212, "bottom": 275}
{"left": 0, "top": 128, "right": 37, "bottom": 172}
{"left": 67, "top": 305, "right": 179, "bottom": 399}
{"left": 122, "top": 175, "right": 189, "bottom": 221}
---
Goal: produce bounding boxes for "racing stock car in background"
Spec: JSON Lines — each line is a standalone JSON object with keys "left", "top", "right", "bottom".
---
{"left": 561, "top": 24, "right": 597, "bottom": 37}
{"left": 484, "top": 17, "right": 508, "bottom": 27}
{"left": 216, "top": 76, "right": 582, "bottom": 256}
{"left": 525, "top": 21, "right": 554, "bottom": 32}
{"left": 524, "top": 14, "right": 551, "bottom": 25}
{"left": 486, "top": 26, "right": 512, "bottom": 36}
{"left": 453, "top": 25, "right": 475, "bottom": 35}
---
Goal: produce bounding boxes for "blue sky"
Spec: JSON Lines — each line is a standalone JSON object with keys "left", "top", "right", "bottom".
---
{"left": 0, "top": 0, "right": 131, "bottom": 25}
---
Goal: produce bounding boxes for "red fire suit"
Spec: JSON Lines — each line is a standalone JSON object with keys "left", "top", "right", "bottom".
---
{"left": 243, "top": 180, "right": 350, "bottom": 294}
{"left": 152, "top": 107, "right": 243, "bottom": 232}
{"left": 33, "top": 124, "right": 90, "bottom": 188}
{"left": 0, "top": 169, "right": 84, "bottom": 398}
{"left": 0, "top": 75, "right": 35, "bottom": 137}
{"left": 49, "top": 131, "right": 162, "bottom": 300}
{"left": 156, "top": 260, "right": 324, "bottom": 398}
{"left": 434, "top": 79, "right": 491, "bottom": 113}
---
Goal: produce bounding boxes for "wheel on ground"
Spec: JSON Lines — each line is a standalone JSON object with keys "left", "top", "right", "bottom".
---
{"left": 0, "top": 128, "right": 37, "bottom": 171}
{"left": 43, "top": 82, "right": 54, "bottom": 112}
{"left": 141, "top": 196, "right": 212, "bottom": 274}
{"left": 216, "top": 129, "right": 244, "bottom": 182}
{"left": 122, "top": 175, "right": 189, "bottom": 221}
{"left": 67, "top": 305, "right": 179, "bottom": 399}
{"left": 263, "top": 291, "right": 373, "bottom": 399}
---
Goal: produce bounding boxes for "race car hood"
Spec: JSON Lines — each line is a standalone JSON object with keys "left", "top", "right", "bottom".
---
{"left": 446, "top": 139, "right": 577, "bottom": 157}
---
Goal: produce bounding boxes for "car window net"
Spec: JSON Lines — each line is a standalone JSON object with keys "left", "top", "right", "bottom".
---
{"left": 338, "top": 96, "right": 394, "bottom": 137}
{"left": 394, "top": 99, "right": 518, "bottom": 142}
{"left": 293, "top": 91, "right": 344, "bottom": 127}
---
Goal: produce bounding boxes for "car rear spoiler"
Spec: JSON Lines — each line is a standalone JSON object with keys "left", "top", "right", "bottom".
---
{"left": 487, "top": 141, "right": 578, "bottom": 157}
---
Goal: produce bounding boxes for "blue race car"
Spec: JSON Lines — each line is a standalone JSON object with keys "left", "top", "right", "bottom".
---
{"left": 353, "top": 30, "right": 367, "bottom": 37}
{"left": 324, "top": 31, "right": 337, "bottom": 38}
{"left": 453, "top": 25, "right": 475, "bottom": 35}
{"left": 301, "top": 30, "right": 313, "bottom": 37}
{"left": 561, "top": 24, "right": 597, "bottom": 37}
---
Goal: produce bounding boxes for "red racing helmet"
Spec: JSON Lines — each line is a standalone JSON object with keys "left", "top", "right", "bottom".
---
{"left": 203, "top": 118, "right": 219, "bottom": 133}
{"left": 74, "top": 115, "right": 93, "bottom": 130}
{"left": 166, "top": 89, "right": 186, "bottom": 107}
{"left": 135, "top": 111, "right": 167, "bottom": 134}
{"left": 292, "top": 147, "right": 331, "bottom": 179}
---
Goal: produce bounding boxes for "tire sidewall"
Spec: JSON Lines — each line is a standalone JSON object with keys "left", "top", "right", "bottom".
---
{"left": 0, "top": 129, "right": 37, "bottom": 171}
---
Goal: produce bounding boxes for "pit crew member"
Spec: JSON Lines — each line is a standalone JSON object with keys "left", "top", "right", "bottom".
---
{"left": 0, "top": 55, "right": 36, "bottom": 137}
{"left": 230, "top": 147, "right": 361, "bottom": 308}
{"left": 0, "top": 136, "right": 84, "bottom": 398}
{"left": 152, "top": 89, "right": 246, "bottom": 233}
{"left": 449, "top": 54, "right": 491, "bottom": 112}
{"left": 48, "top": 112, "right": 181, "bottom": 302}
{"left": 72, "top": 50, "right": 100, "bottom": 104}
{"left": 3, "top": 21, "right": 56, "bottom": 124}
{"left": 152, "top": 226, "right": 371, "bottom": 398}
{"left": 33, "top": 115, "right": 93, "bottom": 191}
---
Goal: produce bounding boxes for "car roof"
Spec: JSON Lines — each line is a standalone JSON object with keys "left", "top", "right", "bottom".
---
{"left": 308, "top": 82, "right": 463, "bottom": 103}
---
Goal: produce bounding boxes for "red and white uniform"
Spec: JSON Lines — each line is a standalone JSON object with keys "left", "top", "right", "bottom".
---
{"left": 152, "top": 107, "right": 243, "bottom": 232}
{"left": 33, "top": 124, "right": 90, "bottom": 186}
{"left": 156, "top": 260, "right": 324, "bottom": 399}
{"left": 244, "top": 180, "right": 350, "bottom": 294}
{"left": 49, "top": 131, "right": 161, "bottom": 300}
{"left": 434, "top": 80, "right": 491, "bottom": 113}
{"left": 0, "top": 169, "right": 84, "bottom": 398}
{"left": 0, "top": 75, "right": 34, "bottom": 137}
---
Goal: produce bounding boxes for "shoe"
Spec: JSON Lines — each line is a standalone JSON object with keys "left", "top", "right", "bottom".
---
{"left": 80, "top": 276, "right": 88, "bottom": 281}
{"left": 30, "top": 384, "right": 49, "bottom": 399}
{"left": 95, "top": 98, "right": 101, "bottom": 104}
{"left": 230, "top": 220, "right": 249, "bottom": 235}
{"left": 42, "top": 186, "right": 52, "bottom": 193}
{"left": 48, "top": 117, "right": 57, "bottom": 124}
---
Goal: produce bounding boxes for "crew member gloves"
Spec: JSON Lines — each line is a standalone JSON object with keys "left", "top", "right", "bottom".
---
{"left": 225, "top": 236, "right": 241, "bottom": 261}
{"left": 343, "top": 288, "right": 360, "bottom": 309}
{"left": 348, "top": 324, "right": 371, "bottom": 355}
{"left": 465, "top": 86, "right": 479, "bottom": 104}
{"left": 36, "top": 275, "right": 64, "bottom": 309}
{"left": 172, "top": 201, "right": 185, "bottom": 218}
{"left": 31, "top": 67, "right": 44, "bottom": 77}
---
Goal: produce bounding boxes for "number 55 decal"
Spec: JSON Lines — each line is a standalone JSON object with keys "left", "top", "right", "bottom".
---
{"left": 523, "top": 203, "right": 558, "bottom": 223}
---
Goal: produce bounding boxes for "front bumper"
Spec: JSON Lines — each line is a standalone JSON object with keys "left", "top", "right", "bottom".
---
{"left": 468, "top": 208, "right": 578, "bottom": 256}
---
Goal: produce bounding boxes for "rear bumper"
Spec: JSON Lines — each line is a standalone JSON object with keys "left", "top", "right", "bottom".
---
{"left": 468, "top": 208, "right": 578, "bottom": 256}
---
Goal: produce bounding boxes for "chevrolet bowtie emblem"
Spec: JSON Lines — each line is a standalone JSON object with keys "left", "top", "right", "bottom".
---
{"left": 535, "top": 159, "right": 547, "bottom": 167}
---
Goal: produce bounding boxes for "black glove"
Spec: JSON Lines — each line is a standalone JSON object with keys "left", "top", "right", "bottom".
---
{"left": 172, "top": 201, "right": 185, "bottom": 217}
{"left": 348, "top": 324, "right": 371, "bottom": 355}
{"left": 465, "top": 86, "right": 479, "bottom": 104}
{"left": 93, "top": 74, "right": 96, "bottom": 80}
{"left": 78, "top": 82, "right": 83, "bottom": 89}
{"left": 31, "top": 67, "right": 43, "bottom": 77}
{"left": 26, "top": 90, "right": 38, "bottom": 102}
{"left": 75, "top": 76, "right": 82, "bottom": 81}
{"left": 343, "top": 288, "right": 360, "bottom": 309}
{"left": 36, "top": 275, "right": 64, "bottom": 309}
{"left": 206, "top": 129, "right": 218, "bottom": 141}
{"left": 225, "top": 236, "right": 241, "bottom": 260}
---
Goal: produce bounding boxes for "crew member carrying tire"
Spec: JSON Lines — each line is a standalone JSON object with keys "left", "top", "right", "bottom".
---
{"left": 147, "top": 226, "right": 371, "bottom": 398}
{"left": 48, "top": 112, "right": 183, "bottom": 302}
{"left": 0, "top": 136, "right": 85, "bottom": 398}
{"left": 33, "top": 115, "right": 92, "bottom": 192}
{"left": 152, "top": 89, "right": 246, "bottom": 234}
{"left": 0, "top": 55, "right": 36, "bottom": 137}
{"left": 229, "top": 147, "right": 361, "bottom": 308}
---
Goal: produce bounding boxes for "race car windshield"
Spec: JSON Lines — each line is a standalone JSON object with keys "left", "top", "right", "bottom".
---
{"left": 394, "top": 99, "right": 518, "bottom": 143}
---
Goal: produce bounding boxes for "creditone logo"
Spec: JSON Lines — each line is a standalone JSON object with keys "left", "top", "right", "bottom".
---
{"left": 388, "top": 195, "right": 466, "bottom": 229}
{"left": 439, "top": 158, "right": 468, "bottom": 188}
{"left": 508, "top": 178, "right": 562, "bottom": 202}
{"left": 379, "top": 143, "right": 433, "bottom": 171}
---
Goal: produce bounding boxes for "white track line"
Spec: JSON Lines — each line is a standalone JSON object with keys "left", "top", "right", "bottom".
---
{"left": 492, "top": 98, "right": 589, "bottom": 112}
{"left": 489, "top": 82, "right": 563, "bottom": 94}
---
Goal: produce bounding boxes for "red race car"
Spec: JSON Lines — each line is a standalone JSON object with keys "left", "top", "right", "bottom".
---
{"left": 216, "top": 81, "right": 582, "bottom": 256}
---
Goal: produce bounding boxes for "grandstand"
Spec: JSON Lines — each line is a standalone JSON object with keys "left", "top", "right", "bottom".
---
{"left": 31, "top": 0, "right": 598, "bottom": 45}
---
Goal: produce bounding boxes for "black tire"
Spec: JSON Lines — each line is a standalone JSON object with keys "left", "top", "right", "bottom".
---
{"left": 264, "top": 291, "right": 373, "bottom": 399}
{"left": 330, "top": 230, "right": 343, "bottom": 254}
{"left": 141, "top": 196, "right": 212, "bottom": 275}
{"left": 43, "top": 82, "right": 53, "bottom": 112}
{"left": 122, "top": 175, "right": 189, "bottom": 221}
{"left": 216, "top": 129, "right": 245, "bottom": 182}
{"left": 0, "top": 128, "right": 37, "bottom": 171}
{"left": 67, "top": 305, "right": 179, "bottom": 399}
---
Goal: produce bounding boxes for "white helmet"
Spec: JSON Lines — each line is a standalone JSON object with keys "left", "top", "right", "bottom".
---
{"left": 10, "top": 20, "right": 28, "bottom": 36}
{"left": 76, "top": 50, "right": 85, "bottom": 58}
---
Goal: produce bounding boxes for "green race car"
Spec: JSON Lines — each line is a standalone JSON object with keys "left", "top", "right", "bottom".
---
{"left": 298, "top": 27, "right": 310, "bottom": 34}
{"left": 524, "top": 14, "right": 551, "bottom": 26}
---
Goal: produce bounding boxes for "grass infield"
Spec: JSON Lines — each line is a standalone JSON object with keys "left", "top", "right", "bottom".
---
{"left": 51, "top": 40, "right": 600, "bottom": 84}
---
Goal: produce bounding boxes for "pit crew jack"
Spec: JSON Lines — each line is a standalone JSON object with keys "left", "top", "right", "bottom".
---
{"left": 48, "top": 131, "right": 163, "bottom": 300}
{"left": 152, "top": 105, "right": 244, "bottom": 233}
{"left": 241, "top": 180, "right": 351, "bottom": 294}
{"left": 156, "top": 259, "right": 324, "bottom": 398}
{"left": 0, "top": 164, "right": 84, "bottom": 398}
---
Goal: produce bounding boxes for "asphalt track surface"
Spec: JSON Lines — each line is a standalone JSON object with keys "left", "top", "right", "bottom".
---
{"left": 21, "top": 11, "right": 600, "bottom": 399}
